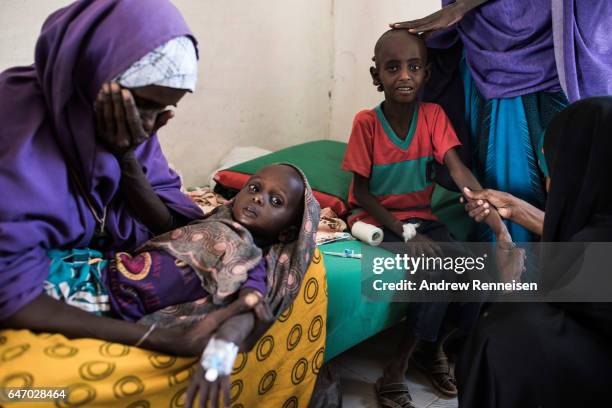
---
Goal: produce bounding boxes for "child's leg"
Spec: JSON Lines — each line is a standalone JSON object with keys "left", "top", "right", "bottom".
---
{"left": 411, "top": 318, "right": 458, "bottom": 396}
{"left": 381, "top": 329, "right": 420, "bottom": 383}
{"left": 413, "top": 221, "right": 480, "bottom": 396}
{"left": 378, "top": 302, "right": 449, "bottom": 398}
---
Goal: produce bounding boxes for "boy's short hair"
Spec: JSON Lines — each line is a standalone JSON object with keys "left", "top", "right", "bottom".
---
{"left": 373, "top": 29, "right": 428, "bottom": 65}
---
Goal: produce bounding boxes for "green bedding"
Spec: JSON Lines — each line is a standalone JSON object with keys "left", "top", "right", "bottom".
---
{"left": 227, "top": 140, "right": 351, "bottom": 203}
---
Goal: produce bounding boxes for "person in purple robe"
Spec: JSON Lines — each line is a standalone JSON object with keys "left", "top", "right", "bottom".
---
{"left": 391, "top": 0, "right": 612, "bottom": 244}
{"left": 372, "top": 2, "right": 612, "bottom": 406}
{"left": 0, "top": 0, "right": 221, "bottom": 356}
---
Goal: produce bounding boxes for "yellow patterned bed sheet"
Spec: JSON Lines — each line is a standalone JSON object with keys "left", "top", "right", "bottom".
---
{"left": 0, "top": 250, "right": 327, "bottom": 408}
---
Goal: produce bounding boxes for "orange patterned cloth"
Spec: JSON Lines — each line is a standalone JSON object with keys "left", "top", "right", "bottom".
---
{"left": 0, "top": 250, "right": 327, "bottom": 408}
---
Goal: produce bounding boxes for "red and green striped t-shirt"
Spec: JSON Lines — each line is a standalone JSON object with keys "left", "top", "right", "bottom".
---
{"left": 341, "top": 102, "right": 460, "bottom": 227}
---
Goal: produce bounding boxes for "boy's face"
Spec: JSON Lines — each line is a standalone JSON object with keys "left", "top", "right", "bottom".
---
{"left": 371, "top": 31, "right": 430, "bottom": 104}
{"left": 232, "top": 165, "right": 304, "bottom": 240}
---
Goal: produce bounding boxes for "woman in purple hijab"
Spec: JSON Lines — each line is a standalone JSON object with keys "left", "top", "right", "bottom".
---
{"left": 392, "top": 0, "right": 612, "bottom": 243}
{"left": 0, "top": 0, "right": 212, "bottom": 355}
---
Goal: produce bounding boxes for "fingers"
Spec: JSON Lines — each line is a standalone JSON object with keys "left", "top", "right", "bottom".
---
{"left": 185, "top": 375, "right": 200, "bottom": 408}
{"left": 468, "top": 203, "right": 490, "bottom": 222}
{"left": 110, "top": 83, "right": 126, "bottom": 126}
{"left": 390, "top": 15, "right": 433, "bottom": 30}
{"left": 101, "top": 83, "right": 116, "bottom": 137}
{"left": 463, "top": 187, "right": 486, "bottom": 200}
{"left": 253, "top": 301, "right": 275, "bottom": 322}
{"left": 94, "top": 92, "right": 107, "bottom": 136}
{"left": 121, "top": 88, "right": 148, "bottom": 146}
{"left": 109, "top": 83, "right": 131, "bottom": 151}
{"left": 222, "top": 376, "right": 231, "bottom": 408}
{"left": 429, "top": 241, "right": 443, "bottom": 257}
{"left": 199, "top": 380, "right": 209, "bottom": 408}
{"left": 152, "top": 110, "right": 174, "bottom": 134}
{"left": 209, "top": 379, "right": 219, "bottom": 408}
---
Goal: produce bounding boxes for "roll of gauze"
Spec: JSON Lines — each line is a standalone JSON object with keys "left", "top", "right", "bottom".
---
{"left": 351, "top": 221, "right": 384, "bottom": 246}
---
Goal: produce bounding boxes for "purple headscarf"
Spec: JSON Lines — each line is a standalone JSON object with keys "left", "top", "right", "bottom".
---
{"left": 429, "top": 0, "right": 612, "bottom": 102}
{"left": 0, "top": 0, "right": 203, "bottom": 319}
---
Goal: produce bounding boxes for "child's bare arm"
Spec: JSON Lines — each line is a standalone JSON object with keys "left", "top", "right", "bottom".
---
{"left": 353, "top": 173, "right": 441, "bottom": 255}
{"left": 353, "top": 173, "right": 404, "bottom": 236}
{"left": 444, "top": 148, "right": 512, "bottom": 242}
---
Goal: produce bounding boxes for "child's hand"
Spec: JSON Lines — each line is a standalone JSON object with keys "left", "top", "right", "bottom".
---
{"left": 408, "top": 233, "right": 443, "bottom": 257}
{"left": 495, "top": 243, "right": 526, "bottom": 288}
{"left": 460, "top": 187, "right": 516, "bottom": 221}
{"left": 238, "top": 288, "right": 274, "bottom": 323}
{"left": 185, "top": 362, "right": 231, "bottom": 408}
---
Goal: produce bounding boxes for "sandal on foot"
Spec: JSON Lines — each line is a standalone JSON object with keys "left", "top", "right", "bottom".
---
{"left": 411, "top": 349, "right": 457, "bottom": 397}
{"left": 375, "top": 377, "right": 417, "bottom": 408}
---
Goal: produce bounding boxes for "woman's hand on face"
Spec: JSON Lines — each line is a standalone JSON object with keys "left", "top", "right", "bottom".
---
{"left": 390, "top": 1, "right": 467, "bottom": 38}
{"left": 94, "top": 82, "right": 164, "bottom": 156}
{"left": 186, "top": 363, "right": 231, "bottom": 408}
{"left": 460, "top": 187, "right": 517, "bottom": 222}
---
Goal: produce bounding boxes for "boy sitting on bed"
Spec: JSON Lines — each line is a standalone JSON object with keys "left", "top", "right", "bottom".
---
{"left": 341, "top": 29, "right": 513, "bottom": 406}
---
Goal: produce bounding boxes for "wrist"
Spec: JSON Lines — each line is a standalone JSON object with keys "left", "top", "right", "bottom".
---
{"left": 200, "top": 337, "right": 239, "bottom": 381}
{"left": 496, "top": 230, "right": 512, "bottom": 243}
{"left": 117, "top": 148, "right": 136, "bottom": 163}
{"left": 390, "top": 219, "right": 404, "bottom": 237}
{"left": 146, "top": 326, "right": 185, "bottom": 355}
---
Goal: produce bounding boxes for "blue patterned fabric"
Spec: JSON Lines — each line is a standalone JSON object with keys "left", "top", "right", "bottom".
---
{"left": 44, "top": 249, "right": 112, "bottom": 316}
{"left": 460, "top": 57, "right": 568, "bottom": 242}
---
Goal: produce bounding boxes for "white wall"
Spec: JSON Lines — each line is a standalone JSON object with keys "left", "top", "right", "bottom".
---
{"left": 0, "top": 0, "right": 439, "bottom": 186}
{"left": 329, "top": 0, "right": 439, "bottom": 142}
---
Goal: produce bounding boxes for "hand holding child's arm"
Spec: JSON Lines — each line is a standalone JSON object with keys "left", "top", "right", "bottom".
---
{"left": 461, "top": 188, "right": 545, "bottom": 236}
{"left": 444, "top": 149, "right": 512, "bottom": 242}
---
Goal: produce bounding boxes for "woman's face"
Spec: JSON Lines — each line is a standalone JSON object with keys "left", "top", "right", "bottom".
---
{"left": 129, "top": 85, "right": 187, "bottom": 135}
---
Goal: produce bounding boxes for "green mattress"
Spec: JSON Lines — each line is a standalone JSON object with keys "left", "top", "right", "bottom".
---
{"left": 227, "top": 140, "right": 351, "bottom": 204}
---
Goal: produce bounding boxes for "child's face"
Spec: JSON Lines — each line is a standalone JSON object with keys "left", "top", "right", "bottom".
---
{"left": 232, "top": 165, "right": 304, "bottom": 240}
{"left": 371, "top": 31, "right": 430, "bottom": 104}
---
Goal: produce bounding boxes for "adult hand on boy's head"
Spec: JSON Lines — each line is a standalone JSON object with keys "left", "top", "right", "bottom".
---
{"left": 390, "top": 1, "right": 467, "bottom": 39}
{"left": 94, "top": 82, "right": 152, "bottom": 156}
{"left": 408, "top": 233, "right": 443, "bottom": 257}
